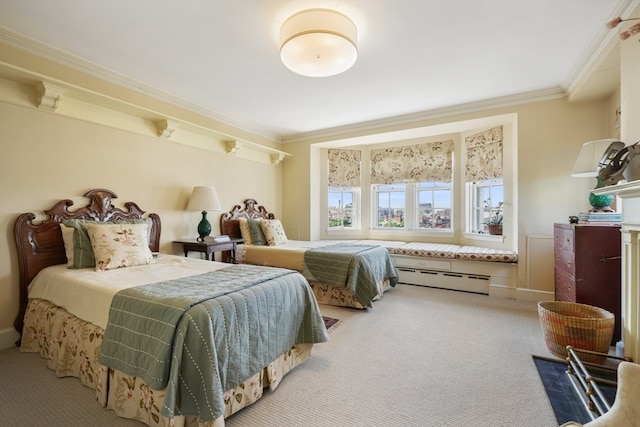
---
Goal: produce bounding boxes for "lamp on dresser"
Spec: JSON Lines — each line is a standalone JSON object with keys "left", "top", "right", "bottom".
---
{"left": 186, "top": 186, "right": 221, "bottom": 241}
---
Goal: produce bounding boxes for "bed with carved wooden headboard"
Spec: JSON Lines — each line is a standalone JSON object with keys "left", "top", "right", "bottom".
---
{"left": 220, "top": 199, "right": 398, "bottom": 309}
{"left": 14, "top": 189, "right": 328, "bottom": 427}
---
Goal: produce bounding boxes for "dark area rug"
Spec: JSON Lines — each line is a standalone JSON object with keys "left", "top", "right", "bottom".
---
{"left": 533, "top": 355, "right": 617, "bottom": 425}
{"left": 322, "top": 316, "right": 340, "bottom": 332}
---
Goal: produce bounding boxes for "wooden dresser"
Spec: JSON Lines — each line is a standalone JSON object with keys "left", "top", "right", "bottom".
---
{"left": 553, "top": 223, "right": 622, "bottom": 343}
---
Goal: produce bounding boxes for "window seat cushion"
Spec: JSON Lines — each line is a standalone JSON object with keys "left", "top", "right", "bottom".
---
{"left": 387, "top": 242, "right": 460, "bottom": 260}
{"left": 358, "top": 240, "right": 518, "bottom": 263}
{"left": 455, "top": 246, "right": 518, "bottom": 263}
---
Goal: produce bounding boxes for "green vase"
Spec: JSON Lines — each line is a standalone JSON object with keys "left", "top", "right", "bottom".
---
{"left": 197, "top": 211, "right": 211, "bottom": 241}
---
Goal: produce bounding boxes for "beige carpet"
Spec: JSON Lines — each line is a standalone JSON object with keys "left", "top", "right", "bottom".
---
{"left": 0, "top": 284, "right": 559, "bottom": 427}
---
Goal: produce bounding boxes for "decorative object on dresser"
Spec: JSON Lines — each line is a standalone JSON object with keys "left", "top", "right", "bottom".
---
{"left": 553, "top": 223, "right": 621, "bottom": 344}
{"left": 571, "top": 139, "right": 624, "bottom": 211}
{"left": 596, "top": 141, "right": 640, "bottom": 188}
{"left": 186, "top": 186, "right": 221, "bottom": 241}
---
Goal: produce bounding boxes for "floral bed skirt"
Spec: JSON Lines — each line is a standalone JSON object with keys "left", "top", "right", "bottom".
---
{"left": 309, "top": 278, "right": 392, "bottom": 309}
{"left": 19, "top": 298, "right": 313, "bottom": 426}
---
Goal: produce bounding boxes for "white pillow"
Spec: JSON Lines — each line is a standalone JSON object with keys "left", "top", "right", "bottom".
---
{"left": 59, "top": 223, "right": 75, "bottom": 267}
{"left": 85, "top": 223, "right": 153, "bottom": 271}
{"left": 260, "top": 219, "right": 288, "bottom": 246}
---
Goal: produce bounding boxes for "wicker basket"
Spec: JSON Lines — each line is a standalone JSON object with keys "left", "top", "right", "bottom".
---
{"left": 538, "top": 301, "right": 614, "bottom": 364}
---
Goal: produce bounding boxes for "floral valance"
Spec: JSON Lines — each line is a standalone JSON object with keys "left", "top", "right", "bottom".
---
{"left": 328, "top": 149, "right": 361, "bottom": 187}
{"left": 465, "top": 126, "right": 503, "bottom": 182}
{"left": 370, "top": 140, "right": 454, "bottom": 185}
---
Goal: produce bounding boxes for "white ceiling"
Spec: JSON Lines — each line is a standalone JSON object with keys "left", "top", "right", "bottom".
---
{"left": 0, "top": 0, "right": 633, "bottom": 140}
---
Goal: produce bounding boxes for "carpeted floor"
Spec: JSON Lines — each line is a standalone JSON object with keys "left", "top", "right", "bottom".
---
{"left": 1, "top": 284, "right": 562, "bottom": 427}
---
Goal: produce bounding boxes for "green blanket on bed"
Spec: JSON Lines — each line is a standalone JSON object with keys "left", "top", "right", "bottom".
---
{"left": 98, "top": 264, "right": 328, "bottom": 421}
{"left": 302, "top": 243, "right": 398, "bottom": 306}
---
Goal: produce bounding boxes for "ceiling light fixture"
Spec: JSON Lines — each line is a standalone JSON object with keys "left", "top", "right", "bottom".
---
{"left": 280, "top": 8, "right": 358, "bottom": 78}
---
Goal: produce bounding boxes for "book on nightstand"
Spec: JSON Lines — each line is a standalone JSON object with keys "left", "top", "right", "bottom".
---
{"left": 212, "top": 235, "right": 230, "bottom": 242}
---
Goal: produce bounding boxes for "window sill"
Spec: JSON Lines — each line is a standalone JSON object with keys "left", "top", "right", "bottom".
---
{"left": 464, "top": 232, "right": 505, "bottom": 243}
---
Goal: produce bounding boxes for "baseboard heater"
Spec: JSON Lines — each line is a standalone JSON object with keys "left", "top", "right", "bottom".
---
{"left": 396, "top": 267, "right": 490, "bottom": 295}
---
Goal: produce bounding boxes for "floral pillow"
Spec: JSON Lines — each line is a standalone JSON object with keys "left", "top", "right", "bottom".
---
{"left": 260, "top": 219, "right": 288, "bottom": 246}
{"left": 85, "top": 223, "right": 153, "bottom": 271}
{"left": 63, "top": 218, "right": 153, "bottom": 269}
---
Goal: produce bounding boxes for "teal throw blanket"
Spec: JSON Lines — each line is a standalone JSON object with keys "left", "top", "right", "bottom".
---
{"left": 302, "top": 243, "right": 398, "bottom": 306}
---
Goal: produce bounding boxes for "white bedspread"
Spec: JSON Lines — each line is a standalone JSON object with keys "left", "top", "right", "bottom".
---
{"left": 27, "top": 255, "right": 226, "bottom": 329}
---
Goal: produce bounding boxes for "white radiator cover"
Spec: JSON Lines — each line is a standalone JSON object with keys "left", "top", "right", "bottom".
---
{"left": 391, "top": 255, "right": 517, "bottom": 297}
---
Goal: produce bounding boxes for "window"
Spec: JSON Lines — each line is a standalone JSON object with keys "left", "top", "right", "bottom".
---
{"left": 468, "top": 178, "right": 503, "bottom": 233}
{"left": 372, "top": 182, "right": 452, "bottom": 230}
{"left": 374, "top": 184, "right": 405, "bottom": 228}
{"left": 327, "top": 149, "right": 361, "bottom": 230}
{"left": 416, "top": 182, "right": 452, "bottom": 229}
{"left": 328, "top": 187, "right": 357, "bottom": 228}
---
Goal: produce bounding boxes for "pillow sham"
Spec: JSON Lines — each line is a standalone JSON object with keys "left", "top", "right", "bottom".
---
{"left": 85, "top": 223, "right": 153, "bottom": 271}
{"left": 247, "top": 218, "right": 267, "bottom": 246}
{"left": 238, "top": 218, "right": 267, "bottom": 245}
{"left": 63, "top": 218, "right": 153, "bottom": 269}
{"left": 59, "top": 224, "right": 75, "bottom": 267}
{"left": 238, "top": 218, "right": 254, "bottom": 245}
{"left": 260, "top": 219, "right": 288, "bottom": 246}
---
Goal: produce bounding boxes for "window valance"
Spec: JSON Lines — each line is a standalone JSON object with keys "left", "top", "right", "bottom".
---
{"left": 328, "top": 149, "right": 361, "bottom": 187}
{"left": 370, "top": 140, "right": 453, "bottom": 185}
{"left": 465, "top": 126, "right": 503, "bottom": 182}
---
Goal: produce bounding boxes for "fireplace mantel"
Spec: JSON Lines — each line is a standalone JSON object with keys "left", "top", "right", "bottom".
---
{"left": 592, "top": 180, "right": 640, "bottom": 362}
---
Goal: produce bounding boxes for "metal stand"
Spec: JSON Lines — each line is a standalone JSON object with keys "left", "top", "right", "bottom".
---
{"left": 565, "top": 345, "right": 633, "bottom": 421}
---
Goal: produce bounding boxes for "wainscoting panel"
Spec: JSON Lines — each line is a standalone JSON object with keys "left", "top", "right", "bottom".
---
{"left": 526, "top": 235, "right": 555, "bottom": 295}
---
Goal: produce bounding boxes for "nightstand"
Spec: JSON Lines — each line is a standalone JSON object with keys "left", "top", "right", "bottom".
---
{"left": 174, "top": 238, "right": 243, "bottom": 263}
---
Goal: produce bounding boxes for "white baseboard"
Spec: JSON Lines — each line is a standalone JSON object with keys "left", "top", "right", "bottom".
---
{"left": 0, "top": 327, "right": 20, "bottom": 350}
{"left": 515, "top": 288, "right": 554, "bottom": 303}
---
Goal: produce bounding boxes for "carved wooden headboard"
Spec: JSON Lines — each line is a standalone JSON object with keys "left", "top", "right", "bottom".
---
{"left": 220, "top": 199, "right": 275, "bottom": 238}
{"left": 13, "top": 188, "right": 161, "bottom": 339}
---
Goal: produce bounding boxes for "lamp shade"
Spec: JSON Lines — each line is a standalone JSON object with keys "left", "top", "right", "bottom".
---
{"left": 280, "top": 8, "right": 357, "bottom": 77}
{"left": 571, "top": 139, "right": 620, "bottom": 178}
{"left": 186, "top": 186, "right": 221, "bottom": 212}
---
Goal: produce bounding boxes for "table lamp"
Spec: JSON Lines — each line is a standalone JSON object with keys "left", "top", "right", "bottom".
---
{"left": 186, "top": 186, "right": 221, "bottom": 241}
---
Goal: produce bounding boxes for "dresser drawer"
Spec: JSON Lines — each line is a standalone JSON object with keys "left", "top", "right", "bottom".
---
{"left": 554, "top": 226, "right": 574, "bottom": 252}
{"left": 555, "top": 269, "right": 576, "bottom": 301}
{"left": 554, "top": 249, "right": 576, "bottom": 276}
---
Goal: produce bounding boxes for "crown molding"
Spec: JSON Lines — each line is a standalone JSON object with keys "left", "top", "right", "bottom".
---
{"left": 281, "top": 87, "right": 564, "bottom": 145}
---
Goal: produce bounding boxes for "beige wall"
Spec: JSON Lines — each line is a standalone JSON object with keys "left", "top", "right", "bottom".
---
{"left": 281, "top": 96, "right": 612, "bottom": 299}
{"left": 0, "top": 102, "right": 283, "bottom": 340}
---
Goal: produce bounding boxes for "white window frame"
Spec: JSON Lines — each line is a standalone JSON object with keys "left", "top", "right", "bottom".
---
{"left": 372, "top": 182, "right": 453, "bottom": 232}
{"left": 372, "top": 184, "right": 406, "bottom": 229}
{"left": 467, "top": 178, "right": 504, "bottom": 234}
{"left": 415, "top": 181, "right": 453, "bottom": 230}
{"left": 328, "top": 186, "right": 360, "bottom": 230}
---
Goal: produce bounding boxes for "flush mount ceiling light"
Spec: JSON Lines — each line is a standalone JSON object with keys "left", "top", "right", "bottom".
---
{"left": 280, "top": 8, "right": 358, "bottom": 77}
